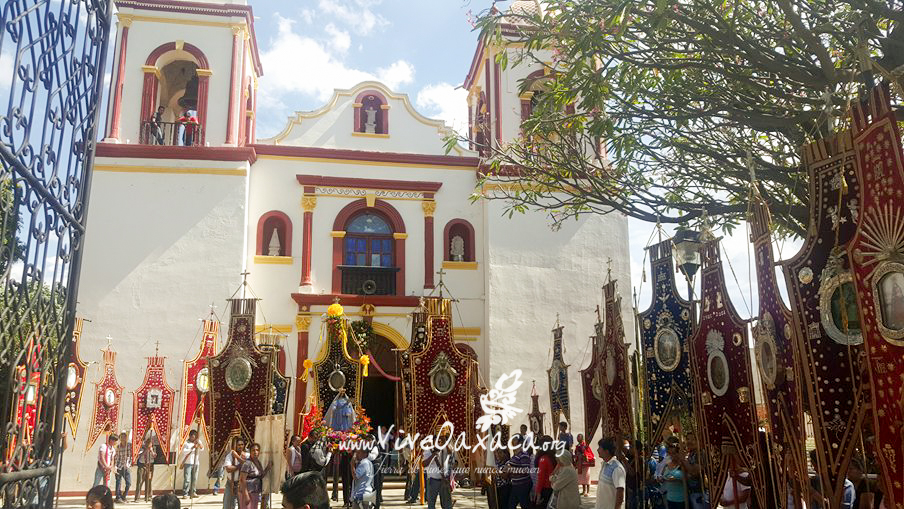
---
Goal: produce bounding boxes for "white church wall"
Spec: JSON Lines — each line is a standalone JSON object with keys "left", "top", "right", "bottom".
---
{"left": 484, "top": 199, "right": 633, "bottom": 441}
{"left": 68, "top": 161, "right": 249, "bottom": 492}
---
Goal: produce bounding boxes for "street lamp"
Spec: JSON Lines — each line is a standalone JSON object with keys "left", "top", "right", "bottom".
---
{"left": 672, "top": 229, "right": 702, "bottom": 301}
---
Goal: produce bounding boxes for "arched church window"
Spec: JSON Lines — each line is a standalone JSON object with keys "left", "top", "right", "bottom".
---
{"left": 354, "top": 91, "right": 388, "bottom": 135}
{"left": 345, "top": 212, "right": 394, "bottom": 267}
{"left": 256, "top": 211, "right": 292, "bottom": 257}
{"left": 140, "top": 42, "right": 210, "bottom": 146}
{"left": 444, "top": 219, "right": 475, "bottom": 262}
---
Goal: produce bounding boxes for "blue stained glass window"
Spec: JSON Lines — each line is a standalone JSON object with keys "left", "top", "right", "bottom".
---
{"left": 346, "top": 213, "right": 391, "bottom": 234}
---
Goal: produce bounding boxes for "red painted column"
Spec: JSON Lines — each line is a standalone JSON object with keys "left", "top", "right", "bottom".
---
{"left": 332, "top": 235, "right": 343, "bottom": 294}
{"left": 138, "top": 69, "right": 157, "bottom": 141}
{"left": 225, "top": 26, "right": 243, "bottom": 145}
{"left": 196, "top": 71, "right": 211, "bottom": 145}
{"left": 293, "top": 321, "right": 310, "bottom": 434}
{"left": 423, "top": 199, "right": 436, "bottom": 289}
{"left": 301, "top": 194, "right": 315, "bottom": 287}
{"left": 107, "top": 17, "right": 131, "bottom": 140}
{"left": 250, "top": 85, "right": 257, "bottom": 142}
{"left": 494, "top": 61, "right": 502, "bottom": 143}
{"left": 395, "top": 236, "right": 406, "bottom": 295}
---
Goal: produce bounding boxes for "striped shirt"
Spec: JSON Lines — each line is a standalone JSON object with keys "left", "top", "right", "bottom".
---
{"left": 506, "top": 450, "right": 533, "bottom": 486}
{"left": 114, "top": 442, "right": 132, "bottom": 469}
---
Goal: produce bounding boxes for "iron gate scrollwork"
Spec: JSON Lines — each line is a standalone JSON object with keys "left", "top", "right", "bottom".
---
{"left": 0, "top": 0, "right": 111, "bottom": 507}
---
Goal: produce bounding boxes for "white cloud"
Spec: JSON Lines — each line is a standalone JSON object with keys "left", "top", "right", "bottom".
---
{"left": 376, "top": 61, "right": 414, "bottom": 89}
{"left": 317, "top": 0, "right": 388, "bottom": 36}
{"left": 258, "top": 15, "right": 416, "bottom": 111}
{"left": 416, "top": 82, "right": 468, "bottom": 136}
{"left": 299, "top": 8, "right": 316, "bottom": 24}
{"left": 324, "top": 23, "right": 351, "bottom": 54}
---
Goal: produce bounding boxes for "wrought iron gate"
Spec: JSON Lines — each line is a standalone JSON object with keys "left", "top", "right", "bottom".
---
{"left": 0, "top": 0, "right": 111, "bottom": 507}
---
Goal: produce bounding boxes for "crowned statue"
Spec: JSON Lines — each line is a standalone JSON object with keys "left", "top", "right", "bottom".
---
{"left": 324, "top": 388, "right": 356, "bottom": 432}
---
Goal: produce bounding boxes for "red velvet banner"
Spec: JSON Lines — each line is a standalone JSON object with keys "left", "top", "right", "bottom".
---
{"left": 180, "top": 320, "right": 218, "bottom": 450}
{"left": 690, "top": 240, "right": 765, "bottom": 503}
{"left": 63, "top": 318, "right": 87, "bottom": 437}
{"left": 86, "top": 348, "right": 124, "bottom": 452}
{"left": 132, "top": 355, "right": 175, "bottom": 461}
{"left": 600, "top": 280, "right": 633, "bottom": 441}
{"left": 848, "top": 83, "right": 904, "bottom": 508}
{"left": 580, "top": 316, "right": 603, "bottom": 444}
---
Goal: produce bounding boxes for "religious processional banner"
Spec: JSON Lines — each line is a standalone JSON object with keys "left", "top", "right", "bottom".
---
{"left": 307, "top": 303, "right": 364, "bottom": 412}
{"left": 848, "top": 83, "right": 904, "bottom": 508}
{"left": 547, "top": 324, "right": 571, "bottom": 427}
{"left": 180, "top": 319, "right": 218, "bottom": 450}
{"left": 580, "top": 316, "right": 603, "bottom": 444}
{"left": 782, "top": 130, "right": 869, "bottom": 508}
{"left": 690, "top": 240, "right": 771, "bottom": 505}
{"left": 86, "top": 348, "right": 123, "bottom": 451}
{"left": 63, "top": 318, "right": 87, "bottom": 437}
{"left": 638, "top": 239, "right": 695, "bottom": 444}
{"left": 749, "top": 191, "right": 808, "bottom": 507}
{"left": 600, "top": 279, "right": 634, "bottom": 440}
{"left": 255, "top": 414, "right": 287, "bottom": 494}
{"left": 8, "top": 337, "right": 42, "bottom": 460}
{"left": 132, "top": 355, "right": 175, "bottom": 461}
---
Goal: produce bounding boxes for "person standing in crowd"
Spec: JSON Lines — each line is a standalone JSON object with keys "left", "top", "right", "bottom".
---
{"left": 224, "top": 437, "right": 249, "bottom": 509}
{"left": 557, "top": 423, "right": 574, "bottom": 452}
{"left": 660, "top": 441, "right": 686, "bottom": 509}
{"left": 682, "top": 434, "right": 704, "bottom": 509}
{"left": 489, "top": 448, "right": 511, "bottom": 509}
{"left": 114, "top": 431, "right": 132, "bottom": 502}
{"left": 371, "top": 433, "right": 389, "bottom": 509}
{"left": 533, "top": 437, "right": 556, "bottom": 509}
{"left": 574, "top": 434, "right": 592, "bottom": 496}
{"left": 280, "top": 471, "right": 331, "bottom": 509}
{"left": 300, "top": 429, "right": 331, "bottom": 474}
{"left": 505, "top": 434, "right": 533, "bottom": 509}
{"left": 422, "top": 443, "right": 453, "bottom": 509}
{"left": 402, "top": 431, "right": 420, "bottom": 505}
{"left": 94, "top": 434, "right": 118, "bottom": 488}
{"left": 180, "top": 430, "right": 203, "bottom": 499}
{"left": 134, "top": 435, "right": 155, "bottom": 502}
{"left": 239, "top": 443, "right": 271, "bottom": 509}
{"left": 596, "top": 438, "right": 626, "bottom": 509}
{"left": 286, "top": 435, "right": 303, "bottom": 478}
{"left": 719, "top": 460, "right": 751, "bottom": 509}
{"left": 87, "top": 485, "right": 115, "bottom": 509}
{"left": 551, "top": 449, "right": 580, "bottom": 509}
{"left": 178, "top": 108, "right": 198, "bottom": 146}
{"left": 151, "top": 106, "right": 165, "bottom": 145}
{"left": 520, "top": 425, "right": 529, "bottom": 439}
{"left": 352, "top": 447, "right": 375, "bottom": 509}
{"left": 152, "top": 494, "right": 181, "bottom": 509}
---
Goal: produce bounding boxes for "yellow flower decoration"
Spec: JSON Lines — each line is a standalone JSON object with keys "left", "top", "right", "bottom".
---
{"left": 327, "top": 303, "right": 344, "bottom": 317}
{"left": 300, "top": 359, "right": 313, "bottom": 382}
{"left": 360, "top": 355, "right": 370, "bottom": 377}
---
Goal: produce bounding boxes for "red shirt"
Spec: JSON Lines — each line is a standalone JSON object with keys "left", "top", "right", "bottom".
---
{"left": 535, "top": 454, "right": 555, "bottom": 493}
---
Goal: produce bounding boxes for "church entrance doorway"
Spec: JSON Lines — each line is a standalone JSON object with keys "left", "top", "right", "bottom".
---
{"left": 352, "top": 334, "right": 400, "bottom": 431}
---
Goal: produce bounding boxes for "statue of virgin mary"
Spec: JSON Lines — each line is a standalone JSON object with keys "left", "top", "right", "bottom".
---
{"left": 324, "top": 388, "right": 356, "bottom": 431}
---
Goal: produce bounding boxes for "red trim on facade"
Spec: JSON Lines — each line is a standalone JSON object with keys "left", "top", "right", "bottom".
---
{"left": 292, "top": 294, "right": 422, "bottom": 308}
{"left": 293, "top": 330, "right": 309, "bottom": 434}
{"left": 424, "top": 216, "right": 434, "bottom": 289}
{"left": 254, "top": 144, "right": 479, "bottom": 168}
{"left": 494, "top": 61, "right": 502, "bottom": 143}
{"left": 463, "top": 37, "right": 485, "bottom": 89}
{"left": 250, "top": 86, "right": 257, "bottom": 142}
{"left": 225, "top": 31, "right": 241, "bottom": 145}
{"left": 331, "top": 199, "right": 406, "bottom": 295}
{"left": 95, "top": 143, "right": 257, "bottom": 163}
{"left": 484, "top": 59, "right": 492, "bottom": 143}
{"left": 477, "top": 163, "right": 521, "bottom": 177}
{"left": 107, "top": 24, "right": 130, "bottom": 140}
{"left": 197, "top": 74, "right": 210, "bottom": 145}
{"left": 297, "top": 175, "right": 442, "bottom": 193}
{"left": 301, "top": 209, "right": 313, "bottom": 286}
{"left": 277, "top": 347, "right": 287, "bottom": 374}
{"left": 139, "top": 71, "right": 157, "bottom": 127}
{"left": 256, "top": 210, "right": 293, "bottom": 256}
{"left": 144, "top": 41, "right": 210, "bottom": 68}
{"left": 442, "top": 219, "right": 476, "bottom": 262}
{"left": 115, "top": 0, "right": 263, "bottom": 75}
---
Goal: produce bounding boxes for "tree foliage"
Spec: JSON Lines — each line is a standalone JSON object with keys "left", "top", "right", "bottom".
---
{"left": 470, "top": 0, "right": 904, "bottom": 236}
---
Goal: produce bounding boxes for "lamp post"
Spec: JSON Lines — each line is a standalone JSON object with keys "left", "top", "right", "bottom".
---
{"left": 672, "top": 229, "right": 702, "bottom": 301}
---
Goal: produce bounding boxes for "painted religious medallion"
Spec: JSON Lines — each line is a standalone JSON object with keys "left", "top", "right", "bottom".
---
{"left": 605, "top": 345, "right": 616, "bottom": 385}
{"left": 654, "top": 328, "right": 681, "bottom": 372}
{"left": 872, "top": 262, "right": 904, "bottom": 343}
{"left": 706, "top": 330, "right": 729, "bottom": 397}
{"left": 146, "top": 389, "right": 162, "bottom": 409}
{"left": 328, "top": 366, "right": 346, "bottom": 392}
{"left": 429, "top": 352, "right": 458, "bottom": 396}
{"left": 549, "top": 360, "right": 564, "bottom": 392}
{"left": 104, "top": 388, "right": 116, "bottom": 407}
{"left": 225, "top": 357, "right": 253, "bottom": 391}
{"left": 195, "top": 367, "right": 210, "bottom": 393}
{"left": 529, "top": 414, "right": 541, "bottom": 433}
{"left": 754, "top": 312, "right": 779, "bottom": 386}
{"left": 591, "top": 370, "right": 603, "bottom": 399}
{"left": 66, "top": 363, "right": 79, "bottom": 390}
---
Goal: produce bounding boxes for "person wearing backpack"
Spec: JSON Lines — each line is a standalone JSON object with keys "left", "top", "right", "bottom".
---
{"left": 573, "top": 434, "right": 594, "bottom": 496}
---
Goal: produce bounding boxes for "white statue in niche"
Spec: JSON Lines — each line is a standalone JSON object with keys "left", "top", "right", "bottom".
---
{"left": 450, "top": 235, "right": 465, "bottom": 262}
{"left": 268, "top": 227, "right": 281, "bottom": 256}
{"left": 364, "top": 106, "right": 377, "bottom": 134}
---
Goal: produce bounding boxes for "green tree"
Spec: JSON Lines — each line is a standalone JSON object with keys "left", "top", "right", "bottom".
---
{"left": 0, "top": 177, "right": 25, "bottom": 275}
{"left": 467, "top": 0, "right": 903, "bottom": 236}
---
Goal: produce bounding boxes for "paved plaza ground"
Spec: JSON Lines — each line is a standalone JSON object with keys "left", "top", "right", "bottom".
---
{"left": 57, "top": 484, "right": 601, "bottom": 509}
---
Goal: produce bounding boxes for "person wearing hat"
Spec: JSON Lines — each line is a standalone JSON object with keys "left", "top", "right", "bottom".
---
{"left": 550, "top": 450, "right": 580, "bottom": 509}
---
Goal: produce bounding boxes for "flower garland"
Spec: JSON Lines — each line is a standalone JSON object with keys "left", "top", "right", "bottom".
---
{"left": 308, "top": 408, "right": 373, "bottom": 451}
{"left": 350, "top": 320, "right": 373, "bottom": 352}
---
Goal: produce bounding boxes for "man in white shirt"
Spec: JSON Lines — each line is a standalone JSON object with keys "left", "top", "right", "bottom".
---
{"left": 223, "top": 437, "right": 249, "bottom": 509}
{"left": 180, "top": 430, "right": 203, "bottom": 499}
{"left": 595, "top": 438, "right": 626, "bottom": 509}
{"left": 94, "top": 434, "right": 119, "bottom": 488}
{"left": 422, "top": 446, "right": 452, "bottom": 509}
{"left": 719, "top": 468, "right": 751, "bottom": 509}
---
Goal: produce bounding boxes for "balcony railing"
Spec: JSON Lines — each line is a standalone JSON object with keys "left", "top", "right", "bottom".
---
{"left": 139, "top": 120, "right": 203, "bottom": 146}
{"left": 339, "top": 266, "right": 399, "bottom": 296}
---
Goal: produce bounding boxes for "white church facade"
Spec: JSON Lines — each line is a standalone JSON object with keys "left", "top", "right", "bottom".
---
{"left": 66, "top": 0, "right": 632, "bottom": 493}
